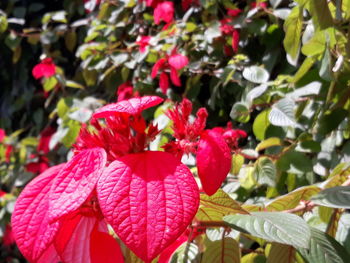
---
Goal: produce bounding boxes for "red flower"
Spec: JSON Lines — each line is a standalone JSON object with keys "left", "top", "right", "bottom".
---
{"left": 37, "top": 126, "right": 56, "bottom": 154}
{"left": 26, "top": 155, "right": 50, "bottom": 174}
{"left": 227, "top": 8, "right": 242, "bottom": 17}
{"left": 136, "top": 36, "right": 151, "bottom": 53}
{"left": 220, "top": 19, "right": 240, "bottom": 53}
{"left": 116, "top": 81, "right": 135, "bottom": 102}
{"left": 165, "top": 99, "right": 232, "bottom": 195}
{"left": 151, "top": 51, "right": 189, "bottom": 94}
{"left": 5, "top": 145, "right": 12, "bottom": 163}
{"left": 251, "top": 1, "right": 268, "bottom": 9}
{"left": 0, "top": 129, "right": 5, "bottom": 143}
{"left": 154, "top": 1, "right": 174, "bottom": 25}
{"left": 32, "top": 58, "right": 56, "bottom": 80}
{"left": 232, "top": 29, "right": 240, "bottom": 53}
{"left": 181, "top": 0, "right": 199, "bottom": 11}
{"left": 3, "top": 224, "right": 15, "bottom": 247}
{"left": 12, "top": 96, "right": 200, "bottom": 263}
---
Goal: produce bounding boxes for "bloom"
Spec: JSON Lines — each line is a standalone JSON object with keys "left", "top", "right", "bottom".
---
{"left": 116, "top": 81, "right": 135, "bottom": 102}
{"left": 164, "top": 98, "right": 232, "bottom": 196}
{"left": 136, "top": 35, "right": 151, "bottom": 53}
{"left": 154, "top": 1, "right": 174, "bottom": 25}
{"left": 151, "top": 51, "right": 189, "bottom": 94}
{"left": 12, "top": 96, "right": 200, "bottom": 263}
{"left": 32, "top": 58, "right": 56, "bottom": 80}
{"left": 220, "top": 19, "right": 240, "bottom": 54}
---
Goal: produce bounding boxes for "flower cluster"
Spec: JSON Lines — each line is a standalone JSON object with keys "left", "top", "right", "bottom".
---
{"left": 163, "top": 99, "right": 246, "bottom": 195}
{"left": 12, "top": 96, "right": 202, "bottom": 263}
{"left": 151, "top": 50, "right": 189, "bottom": 94}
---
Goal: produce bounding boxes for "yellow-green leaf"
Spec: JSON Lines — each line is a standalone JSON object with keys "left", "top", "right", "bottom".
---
{"left": 283, "top": 6, "right": 303, "bottom": 59}
{"left": 196, "top": 189, "right": 249, "bottom": 222}
{"left": 256, "top": 137, "right": 282, "bottom": 152}
{"left": 202, "top": 238, "right": 240, "bottom": 263}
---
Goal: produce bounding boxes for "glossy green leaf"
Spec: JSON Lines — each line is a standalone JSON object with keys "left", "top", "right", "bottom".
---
{"left": 253, "top": 110, "right": 271, "bottom": 141}
{"left": 224, "top": 212, "right": 311, "bottom": 248}
{"left": 311, "top": 186, "right": 350, "bottom": 209}
{"left": 254, "top": 157, "right": 276, "bottom": 187}
{"left": 269, "top": 98, "right": 296, "bottom": 127}
{"left": 243, "top": 66, "right": 269, "bottom": 84}
{"left": 298, "top": 227, "right": 350, "bottom": 263}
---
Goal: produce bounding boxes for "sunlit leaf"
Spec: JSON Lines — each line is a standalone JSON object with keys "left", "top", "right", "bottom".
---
{"left": 224, "top": 212, "right": 311, "bottom": 248}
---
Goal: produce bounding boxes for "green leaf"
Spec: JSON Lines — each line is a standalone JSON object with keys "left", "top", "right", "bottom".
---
{"left": 224, "top": 212, "right": 311, "bottom": 248}
{"left": 308, "top": 0, "right": 333, "bottom": 30}
{"left": 269, "top": 98, "right": 296, "bottom": 127}
{"left": 66, "top": 80, "right": 85, "bottom": 89}
{"left": 65, "top": 31, "right": 77, "bottom": 52}
{"left": 267, "top": 243, "right": 297, "bottom": 263}
{"left": 311, "top": 186, "right": 350, "bottom": 209}
{"left": 318, "top": 108, "right": 348, "bottom": 136}
{"left": 202, "top": 238, "right": 240, "bottom": 263}
{"left": 243, "top": 66, "right": 270, "bottom": 84}
{"left": 43, "top": 76, "right": 58, "bottom": 92}
{"left": 170, "top": 242, "right": 199, "bottom": 263}
{"left": 196, "top": 189, "right": 249, "bottom": 222}
{"left": 283, "top": 6, "right": 303, "bottom": 59}
{"left": 62, "top": 120, "right": 81, "bottom": 148}
{"left": 230, "top": 103, "right": 250, "bottom": 123}
{"left": 302, "top": 31, "right": 326, "bottom": 56}
{"left": 0, "top": 13, "right": 8, "bottom": 33}
{"left": 277, "top": 150, "right": 313, "bottom": 174}
{"left": 293, "top": 56, "right": 317, "bottom": 83}
{"left": 231, "top": 154, "right": 244, "bottom": 175}
{"left": 254, "top": 157, "right": 277, "bottom": 187}
{"left": 266, "top": 186, "right": 321, "bottom": 211}
{"left": 253, "top": 110, "right": 271, "bottom": 141}
{"left": 256, "top": 137, "right": 282, "bottom": 152}
{"left": 298, "top": 227, "right": 350, "bottom": 263}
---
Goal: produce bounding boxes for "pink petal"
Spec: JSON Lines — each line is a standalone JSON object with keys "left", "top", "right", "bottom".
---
{"left": 159, "top": 72, "right": 169, "bottom": 94}
{"left": 32, "top": 58, "right": 56, "bottom": 79}
{"left": 11, "top": 164, "right": 65, "bottom": 262}
{"left": 90, "top": 221, "right": 125, "bottom": 263}
{"left": 154, "top": 1, "right": 174, "bottom": 25}
{"left": 49, "top": 148, "right": 107, "bottom": 222}
{"left": 97, "top": 151, "right": 199, "bottom": 262}
{"left": 168, "top": 54, "right": 189, "bottom": 70}
{"left": 0, "top": 128, "right": 5, "bottom": 142}
{"left": 170, "top": 67, "right": 181, "bottom": 87}
{"left": 56, "top": 215, "right": 96, "bottom": 263}
{"left": 151, "top": 58, "right": 167, "bottom": 78}
{"left": 93, "top": 96, "right": 164, "bottom": 118}
{"left": 197, "top": 129, "right": 231, "bottom": 195}
{"left": 37, "top": 244, "right": 61, "bottom": 263}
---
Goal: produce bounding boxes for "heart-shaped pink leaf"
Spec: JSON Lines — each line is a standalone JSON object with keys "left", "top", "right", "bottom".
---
{"left": 97, "top": 151, "right": 199, "bottom": 262}
{"left": 11, "top": 164, "right": 65, "bottom": 262}
{"left": 93, "top": 96, "right": 164, "bottom": 118}
{"left": 197, "top": 129, "right": 231, "bottom": 195}
{"left": 49, "top": 148, "right": 106, "bottom": 222}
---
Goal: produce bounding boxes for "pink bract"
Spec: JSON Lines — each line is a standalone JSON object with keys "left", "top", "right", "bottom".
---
{"left": 168, "top": 54, "right": 189, "bottom": 70}
{"left": 11, "top": 164, "right": 65, "bottom": 262}
{"left": 97, "top": 151, "right": 200, "bottom": 262}
{"left": 154, "top": 1, "right": 174, "bottom": 25}
{"left": 48, "top": 148, "right": 106, "bottom": 222}
{"left": 93, "top": 96, "right": 164, "bottom": 118}
{"left": 197, "top": 129, "right": 231, "bottom": 196}
{"left": 32, "top": 58, "right": 56, "bottom": 80}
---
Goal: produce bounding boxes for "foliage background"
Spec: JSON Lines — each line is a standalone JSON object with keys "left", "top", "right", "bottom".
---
{"left": 1, "top": 0, "right": 350, "bottom": 262}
